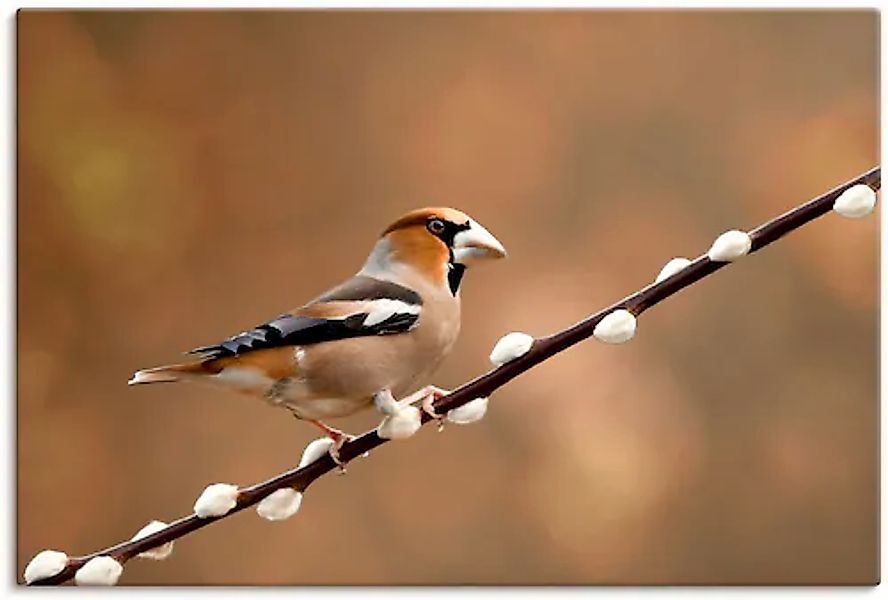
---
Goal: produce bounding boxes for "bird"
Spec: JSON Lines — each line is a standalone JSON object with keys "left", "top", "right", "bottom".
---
{"left": 128, "top": 207, "right": 507, "bottom": 465}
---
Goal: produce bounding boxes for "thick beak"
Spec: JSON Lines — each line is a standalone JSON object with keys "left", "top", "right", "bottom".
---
{"left": 451, "top": 219, "right": 507, "bottom": 265}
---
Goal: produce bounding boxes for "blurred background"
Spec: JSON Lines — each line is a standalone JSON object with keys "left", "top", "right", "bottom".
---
{"left": 17, "top": 10, "right": 877, "bottom": 585}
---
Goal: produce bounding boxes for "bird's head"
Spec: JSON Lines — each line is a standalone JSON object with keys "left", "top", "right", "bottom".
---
{"left": 362, "top": 207, "right": 507, "bottom": 294}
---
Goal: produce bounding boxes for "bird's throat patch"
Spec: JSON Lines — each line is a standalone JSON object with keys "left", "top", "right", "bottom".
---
{"left": 448, "top": 262, "right": 465, "bottom": 295}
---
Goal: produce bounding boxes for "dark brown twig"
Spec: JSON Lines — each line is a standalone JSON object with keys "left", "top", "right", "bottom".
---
{"left": 29, "top": 166, "right": 880, "bottom": 585}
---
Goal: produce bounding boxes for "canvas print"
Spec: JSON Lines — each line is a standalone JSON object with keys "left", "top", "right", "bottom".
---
{"left": 17, "top": 9, "right": 878, "bottom": 585}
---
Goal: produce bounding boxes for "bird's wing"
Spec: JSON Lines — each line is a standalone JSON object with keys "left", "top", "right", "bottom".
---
{"left": 187, "top": 276, "right": 423, "bottom": 359}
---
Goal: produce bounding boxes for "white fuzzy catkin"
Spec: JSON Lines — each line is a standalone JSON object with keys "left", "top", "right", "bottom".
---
{"left": 257, "top": 488, "right": 303, "bottom": 521}
{"left": 833, "top": 184, "right": 877, "bottom": 218}
{"left": 593, "top": 309, "right": 637, "bottom": 344}
{"left": 446, "top": 397, "right": 489, "bottom": 425}
{"left": 489, "top": 332, "right": 534, "bottom": 366}
{"left": 23, "top": 549, "right": 68, "bottom": 584}
{"left": 299, "top": 437, "right": 336, "bottom": 468}
{"left": 131, "top": 520, "right": 174, "bottom": 560}
{"left": 377, "top": 405, "right": 422, "bottom": 440}
{"left": 655, "top": 257, "right": 692, "bottom": 283}
{"left": 74, "top": 556, "right": 123, "bottom": 586}
{"left": 373, "top": 390, "right": 400, "bottom": 416}
{"left": 707, "top": 230, "right": 752, "bottom": 262}
{"left": 193, "top": 483, "right": 239, "bottom": 518}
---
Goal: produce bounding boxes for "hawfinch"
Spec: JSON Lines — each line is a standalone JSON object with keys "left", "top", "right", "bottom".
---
{"left": 129, "top": 208, "right": 506, "bottom": 463}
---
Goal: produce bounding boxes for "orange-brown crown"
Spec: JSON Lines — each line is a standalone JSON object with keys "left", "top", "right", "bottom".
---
{"left": 381, "top": 207, "right": 471, "bottom": 236}
{"left": 381, "top": 208, "right": 471, "bottom": 282}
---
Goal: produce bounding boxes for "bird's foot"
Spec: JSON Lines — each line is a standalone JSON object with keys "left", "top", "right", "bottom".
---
{"left": 422, "top": 396, "right": 446, "bottom": 432}
{"left": 329, "top": 432, "right": 357, "bottom": 475}
{"left": 402, "top": 385, "right": 450, "bottom": 432}
{"left": 308, "top": 419, "right": 355, "bottom": 475}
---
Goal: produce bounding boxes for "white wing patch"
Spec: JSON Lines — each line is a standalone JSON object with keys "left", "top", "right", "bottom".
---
{"left": 361, "top": 299, "right": 421, "bottom": 327}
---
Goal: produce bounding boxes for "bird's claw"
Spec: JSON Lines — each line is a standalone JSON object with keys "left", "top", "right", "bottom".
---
{"left": 422, "top": 394, "right": 446, "bottom": 432}
{"left": 328, "top": 432, "right": 356, "bottom": 475}
{"left": 374, "top": 385, "right": 450, "bottom": 433}
{"left": 306, "top": 419, "right": 356, "bottom": 475}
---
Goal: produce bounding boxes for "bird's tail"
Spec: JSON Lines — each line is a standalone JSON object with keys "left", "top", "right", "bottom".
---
{"left": 128, "top": 361, "right": 214, "bottom": 385}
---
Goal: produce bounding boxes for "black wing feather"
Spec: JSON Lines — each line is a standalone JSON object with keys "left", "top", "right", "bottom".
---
{"left": 188, "top": 310, "right": 419, "bottom": 359}
{"left": 188, "top": 276, "right": 423, "bottom": 359}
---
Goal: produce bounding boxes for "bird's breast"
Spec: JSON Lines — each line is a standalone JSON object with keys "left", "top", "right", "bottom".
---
{"left": 298, "top": 290, "right": 459, "bottom": 402}
{"left": 204, "top": 284, "right": 460, "bottom": 421}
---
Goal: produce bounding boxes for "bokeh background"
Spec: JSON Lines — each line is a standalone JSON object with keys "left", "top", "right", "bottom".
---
{"left": 17, "top": 10, "right": 878, "bottom": 585}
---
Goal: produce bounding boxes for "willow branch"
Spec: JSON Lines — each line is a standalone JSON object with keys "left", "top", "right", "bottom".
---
{"left": 29, "top": 166, "right": 881, "bottom": 585}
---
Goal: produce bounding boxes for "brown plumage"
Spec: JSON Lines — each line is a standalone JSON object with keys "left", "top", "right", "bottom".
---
{"left": 129, "top": 207, "right": 506, "bottom": 449}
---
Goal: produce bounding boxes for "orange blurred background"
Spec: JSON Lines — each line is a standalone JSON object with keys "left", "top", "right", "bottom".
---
{"left": 17, "top": 10, "right": 877, "bottom": 585}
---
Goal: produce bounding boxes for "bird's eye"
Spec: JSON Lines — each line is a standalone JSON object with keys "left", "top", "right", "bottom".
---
{"left": 427, "top": 218, "right": 446, "bottom": 235}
